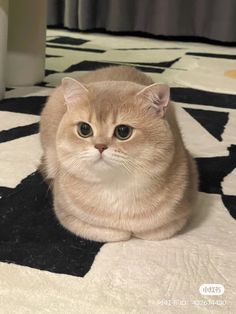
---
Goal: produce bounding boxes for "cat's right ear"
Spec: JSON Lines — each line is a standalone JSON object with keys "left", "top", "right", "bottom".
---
{"left": 136, "top": 83, "right": 170, "bottom": 118}
{"left": 62, "top": 77, "right": 88, "bottom": 108}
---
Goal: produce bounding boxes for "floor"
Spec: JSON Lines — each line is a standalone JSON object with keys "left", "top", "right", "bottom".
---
{"left": 0, "top": 29, "right": 235, "bottom": 313}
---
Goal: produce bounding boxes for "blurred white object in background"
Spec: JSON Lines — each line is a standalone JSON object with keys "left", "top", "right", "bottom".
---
{"left": 0, "top": 0, "right": 47, "bottom": 100}
{"left": 6, "top": 0, "right": 47, "bottom": 87}
{"left": 0, "top": 0, "right": 8, "bottom": 99}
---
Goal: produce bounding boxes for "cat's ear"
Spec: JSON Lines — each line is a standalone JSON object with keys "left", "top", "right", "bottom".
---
{"left": 62, "top": 77, "right": 88, "bottom": 108}
{"left": 137, "top": 83, "right": 170, "bottom": 117}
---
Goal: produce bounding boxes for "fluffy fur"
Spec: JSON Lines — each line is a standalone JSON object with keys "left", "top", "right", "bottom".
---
{"left": 40, "top": 66, "right": 198, "bottom": 242}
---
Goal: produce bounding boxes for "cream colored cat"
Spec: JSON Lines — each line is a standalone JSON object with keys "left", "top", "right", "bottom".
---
{"left": 40, "top": 66, "right": 198, "bottom": 242}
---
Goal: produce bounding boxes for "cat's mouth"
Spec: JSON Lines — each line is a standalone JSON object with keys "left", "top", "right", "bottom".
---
{"left": 94, "top": 155, "right": 112, "bottom": 167}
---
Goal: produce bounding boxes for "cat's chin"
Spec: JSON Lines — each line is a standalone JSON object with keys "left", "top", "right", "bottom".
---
{"left": 88, "top": 157, "right": 126, "bottom": 182}
{"left": 92, "top": 157, "right": 113, "bottom": 171}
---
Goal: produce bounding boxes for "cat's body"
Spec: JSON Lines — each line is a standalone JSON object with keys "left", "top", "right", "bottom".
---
{"left": 40, "top": 66, "right": 198, "bottom": 242}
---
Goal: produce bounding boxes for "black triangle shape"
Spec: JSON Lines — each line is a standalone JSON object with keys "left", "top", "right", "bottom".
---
{"left": 0, "top": 171, "right": 104, "bottom": 276}
{"left": 184, "top": 108, "right": 229, "bottom": 141}
{"left": 129, "top": 58, "right": 181, "bottom": 68}
{"left": 222, "top": 195, "right": 236, "bottom": 219}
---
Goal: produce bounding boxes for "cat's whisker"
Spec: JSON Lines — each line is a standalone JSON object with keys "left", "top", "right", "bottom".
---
{"left": 120, "top": 162, "right": 133, "bottom": 175}
{"left": 58, "top": 158, "right": 81, "bottom": 183}
{"left": 125, "top": 157, "right": 154, "bottom": 176}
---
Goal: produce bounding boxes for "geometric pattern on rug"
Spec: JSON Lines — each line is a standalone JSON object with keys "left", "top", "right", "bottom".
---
{"left": 0, "top": 30, "right": 236, "bottom": 271}
{"left": 0, "top": 29, "right": 236, "bottom": 313}
{"left": 184, "top": 108, "right": 229, "bottom": 141}
{"left": 0, "top": 172, "right": 103, "bottom": 277}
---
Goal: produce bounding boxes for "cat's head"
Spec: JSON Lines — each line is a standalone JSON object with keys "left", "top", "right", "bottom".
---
{"left": 56, "top": 78, "right": 174, "bottom": 183}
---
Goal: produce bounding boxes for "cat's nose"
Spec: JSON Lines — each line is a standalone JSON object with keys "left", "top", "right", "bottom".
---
{"left": 95, "top": 143, "right": 108, "bottom": 154}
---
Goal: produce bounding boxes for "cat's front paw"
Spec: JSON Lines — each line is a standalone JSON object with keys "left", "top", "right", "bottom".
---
{"left": 98, "top": 229, "right": 132, "bottom": 243}
{"left": 133, "top": 216, "right": 188, "bottom": 241}
{"left": 75, "top": 225, "right": 132, "bottom": 243}
{"left": 56, "top": 211, "right": 131, "bottom": 242}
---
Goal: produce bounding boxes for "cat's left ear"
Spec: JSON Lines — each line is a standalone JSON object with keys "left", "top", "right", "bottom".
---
{"left": 137, "top": 83, "right": 170, "bottom": 117}
{"left": 62, "top": 77, "right": 88, "bottom": 108}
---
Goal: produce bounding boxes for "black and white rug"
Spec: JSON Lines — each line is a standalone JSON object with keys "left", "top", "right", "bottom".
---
{"left": 0, "top": 29, "right": 235, "bottom": 313}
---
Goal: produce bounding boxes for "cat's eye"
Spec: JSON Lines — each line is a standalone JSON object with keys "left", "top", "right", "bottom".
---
{"left": 114, "top": 125, "right": 133, "bottom": 140}
{"left": 77, "top": 122, "right": 93, "bottom": 138}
